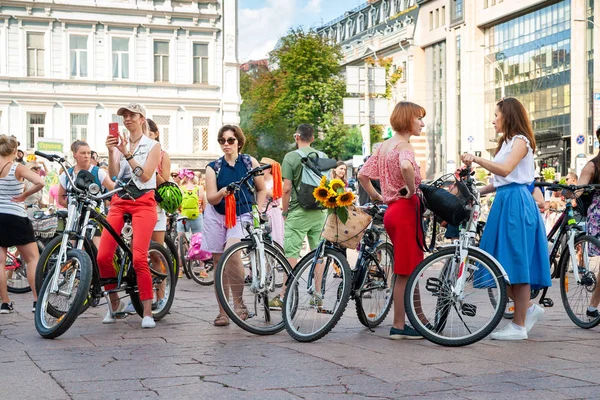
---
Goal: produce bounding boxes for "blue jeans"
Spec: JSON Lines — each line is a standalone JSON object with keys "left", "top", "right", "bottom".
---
{"left": 177, "top": 215, "right": 204, "bottom": 234}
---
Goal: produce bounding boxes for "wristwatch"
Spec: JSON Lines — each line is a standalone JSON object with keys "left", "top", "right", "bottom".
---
{"left": 125, "top": 153, "right": 134, "bottom": 161}
{"left": 282, "top": 211, "right": 288, "bottom": 217}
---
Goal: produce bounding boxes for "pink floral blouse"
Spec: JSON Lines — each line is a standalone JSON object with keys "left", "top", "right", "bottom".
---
{"left": 360, "top": 148, "right": 421, "bottom": 204}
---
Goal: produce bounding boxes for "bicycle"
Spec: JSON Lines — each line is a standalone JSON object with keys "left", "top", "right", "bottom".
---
{"left": 533, "top": 182, "right": 600, "bottom": 329}
{"left": 33, "top": 151, "right": 174, "bottom": 339}
{"left": 282, "top": 203, "right": 395, "bottom": 342}
{"left": 214, "top": 163, "right": 292, "bottom": 335}
{"left": 176, "top": 215, "right": 214, "bottom": 285}
{"left": 404, "top": 167, "right": 510, "bottom": 347}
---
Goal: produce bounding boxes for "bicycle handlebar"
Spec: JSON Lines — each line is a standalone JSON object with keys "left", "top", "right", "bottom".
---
{"left": 226, "top": 163, "right": 272, "bottom": 193}
{"left": 534, "top": 181, "right": 600, "bottom": 193}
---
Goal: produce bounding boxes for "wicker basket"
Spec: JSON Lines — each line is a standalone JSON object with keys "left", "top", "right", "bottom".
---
{"left": 322, "top": 206, "right": 373, "bottom": 249}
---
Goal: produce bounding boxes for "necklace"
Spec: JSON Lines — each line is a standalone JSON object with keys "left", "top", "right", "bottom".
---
{"left": 130, "top": 135, "right": 143, "bottom": 145}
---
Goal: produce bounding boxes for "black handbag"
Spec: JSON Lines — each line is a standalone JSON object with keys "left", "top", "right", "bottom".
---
{"left": 419, "top": 175, "right": 470, "bottom": 227}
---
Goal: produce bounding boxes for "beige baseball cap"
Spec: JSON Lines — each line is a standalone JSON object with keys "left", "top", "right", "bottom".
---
{"left": 117, "top": 103, "right": 146, "bottom": 117}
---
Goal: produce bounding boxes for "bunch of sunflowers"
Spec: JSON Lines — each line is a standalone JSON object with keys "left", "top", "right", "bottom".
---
{"left": 313, "top": 176, "right": 356, "bottom": 224}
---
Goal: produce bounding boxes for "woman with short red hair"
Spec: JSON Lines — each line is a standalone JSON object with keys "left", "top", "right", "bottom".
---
{"left": 358, "top": 101, "right": 426, "bottom": 340}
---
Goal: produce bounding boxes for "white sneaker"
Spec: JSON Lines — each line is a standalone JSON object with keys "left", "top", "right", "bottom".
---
{"left": 490, "top": 323, "right": 528, "bottom": 341}
{"left": 524, "top": 304, "right": 544, "bottom": 333}
{"left": 123, "top": 302, "right": 136, "bottom": 314}
{"left": 102, "top": 302, "right": 125, "bottom": 324}
{"left": 141, "top": 316, "right": 156, "bottom": 329}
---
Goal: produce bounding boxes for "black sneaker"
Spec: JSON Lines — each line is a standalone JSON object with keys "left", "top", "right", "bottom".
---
{"left": 0, "top": 302, "right": 14, "bottom": 314}
{"left": 389, "top": 325, "right": 423, "bottom": 340}
{"left": 31, "top": 301, "right": 37, "bottom": 313}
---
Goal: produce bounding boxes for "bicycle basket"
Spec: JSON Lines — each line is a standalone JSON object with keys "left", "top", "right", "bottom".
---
{"left": 321, "top": 206, "right": 373, "bottom": 249}
{"left": 419, "top": 175, "right": 470, "bottom": 226}
{"left": 30, "top": 214, "right": 58, "bottom": 239}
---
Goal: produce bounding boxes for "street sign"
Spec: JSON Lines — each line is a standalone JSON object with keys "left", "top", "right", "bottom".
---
{"left": 576, "top": 134, "right": 585, "bottom": 145}
{"left": 594, "top": 93, "right": 600, "bottom": 131}
{"left": 343, "top": 98, "right": 389, "bottom": 125}
{"left": 467, "top": 136, "right": 474, "bottom": 143}
{"left": 345, "top": 66, "right": 386, "bottom": 95}
{"left": 595, "top": 93, "right": 600, "bottom": 101}
{"left": 595, "top": 140, "right": 600, "bottom": 149}
{"left": 37, "top": 140, "right": 63, "bottom": 153}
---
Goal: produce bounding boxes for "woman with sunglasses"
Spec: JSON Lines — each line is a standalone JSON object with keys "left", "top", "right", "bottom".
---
{"left": 98, "top": 103, "right": 161, "bottom": 329}
{"left": 203, "top": 125, "right": 266, "bottom": 326}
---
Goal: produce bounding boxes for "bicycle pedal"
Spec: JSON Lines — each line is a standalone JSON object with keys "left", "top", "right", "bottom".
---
{"left": 425, "top": 277, "right": 442, "bottom": 295}
{"left": 461, "top": 303, "right": 477, "bottom": 317}
{"left": 540, "top": 298, "right": 554, "bottom": 308}
{"left": 113, "top": 312, "right": 129, "bottom": 319}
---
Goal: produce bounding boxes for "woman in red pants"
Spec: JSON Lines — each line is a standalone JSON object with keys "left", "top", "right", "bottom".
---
{"left": 98, "top": 103, "right": 161, "bottom": 329}
{"left": 358, "top": 101, "right": 426, "bottom": 340}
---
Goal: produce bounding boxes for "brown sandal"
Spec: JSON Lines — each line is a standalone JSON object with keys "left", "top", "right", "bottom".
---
{"left": 213, "top": 314, "right": 230, "bottom": 326}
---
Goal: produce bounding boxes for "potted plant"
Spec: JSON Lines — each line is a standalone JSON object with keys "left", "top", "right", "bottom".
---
{"left": 541, "top": 167, "right": 556, "bottom": 182}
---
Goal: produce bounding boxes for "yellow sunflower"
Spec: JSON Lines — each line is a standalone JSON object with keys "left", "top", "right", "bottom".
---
{"left": 320, "top": 176, "right": 328, "bottom": 186}
{"left": 324, "top": 194, "right": 339, "bottom": 208}
{"left": 330, "top": 179, "right": 345, "bottom": 193}
{"left": 336, "top": 191, "right": 355, "bottom": 207}
{"left": 313, "top": 186, "right": 333, "bottom": 203}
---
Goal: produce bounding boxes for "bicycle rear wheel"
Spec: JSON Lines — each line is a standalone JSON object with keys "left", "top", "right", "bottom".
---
{"left": 283, "top": 247, "right": 352, "bottom": 342}
{"left": 559, "top": 234, "right": 600, "bottom": 329}
{"left": 405, "top": 246, "right": 507, "bottom": 347}
{"left": 178, "top": 236, "right": 192, "bottom": 279}
{"left": 130, "top": 242, "right": 175, "bottom": 321}
{"left": 35, "top": 249, "right": 92, "bottom": 339}
{"left": 190, "top": 258, "right": 214, "bottom": 286}
{"left": 215, "top": 241, "right": 291, "bottom": 335}
{"left": 355, "top": 242, "right": 395, "bottom": 328}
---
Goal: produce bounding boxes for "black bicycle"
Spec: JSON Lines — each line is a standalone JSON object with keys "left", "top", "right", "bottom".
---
{"left": 33, "top": 151, "right": 174, "bottom": 339}
{"left": 282, "top": 203, "right": 395, "bottom": 342}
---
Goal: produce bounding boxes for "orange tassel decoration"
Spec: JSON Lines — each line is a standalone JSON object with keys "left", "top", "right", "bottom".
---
{"left": 271, "top": 162, "right": 283, "bottom": 200}
{"left": 225, "top": 193, "right": 237, "bottom": 228}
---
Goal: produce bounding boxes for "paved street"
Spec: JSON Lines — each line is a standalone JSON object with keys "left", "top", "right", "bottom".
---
{"left": 2, "top": 277, "right": 600, "bottom": 400}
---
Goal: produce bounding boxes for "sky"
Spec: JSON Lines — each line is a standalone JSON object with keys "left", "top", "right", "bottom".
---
{"left": 238, "top": 0, "right": 365, "bottom": 62}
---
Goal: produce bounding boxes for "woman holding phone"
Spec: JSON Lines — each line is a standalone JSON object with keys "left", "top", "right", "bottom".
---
{"left": 98, "top": 103, "right": 161, "bottom": 329}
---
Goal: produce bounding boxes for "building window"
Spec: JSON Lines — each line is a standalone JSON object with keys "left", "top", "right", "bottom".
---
{"left": 27, "top": 32, "right": 45, "bottom": 77}
{"left": 441, "top": 6, "right": 446, "bottom": 26}
{"left": 451, "top": 0, "right": 464, "bottom": 24}
{"left": 154, "top": 41, "right": 169, "bottom": 82}
{"left": 193, "top": 43, "right": 209, "bottom": 84}
{"left": 27, "top": 113, "right": 45, "bottom": 149}
{"left": 401, "top": 61, "right": 407, "bottom": 82}
{"left": 153, "top": 115, "right": 170, "bottom": 150}
{"left": 70, "top": 113, "right": 89, "bottom": 142}
{"left": 435, "top": 9, "right": 439, "bottom": 28}
{"left": 429, "top": 11, "right": 433, "bottom": 31}
{"left": 193, "top": 117, "right": 210, "bottom": 152}
{"left": 112, "top": 37, "right": 130, "bottom": 79}
{"left": 70, "top": 35, "right": 88, "bottom": 78}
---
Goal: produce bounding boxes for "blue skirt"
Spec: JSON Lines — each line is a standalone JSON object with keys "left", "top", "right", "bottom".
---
{"left": 480, "top": 183, "right": 551, "bottom": 290}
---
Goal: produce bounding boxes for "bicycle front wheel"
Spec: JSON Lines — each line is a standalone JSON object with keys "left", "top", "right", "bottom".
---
{"left": 405, "top": 246, "right": 507, "bottom": 347}
{"left": 190, "top": 258, "right": 215, "bottom": 286}
{"left": 215, "top": 241, "right": 291, "bottom": 335}
{"left": 559, "top": 234, "right": 600, "bottom": 329}
{"left": 283, "top": 247, "right": 352, "bottom": 342}
{"left": 355, "top": 242, "right": 395, "bottom": 328}
{"left": 35, "top": 249, "right": 92, "bottom": 339}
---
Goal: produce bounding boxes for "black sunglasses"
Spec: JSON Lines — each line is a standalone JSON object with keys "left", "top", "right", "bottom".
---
{"left": 218, "top": 137, "right": 237, "bottom": 145}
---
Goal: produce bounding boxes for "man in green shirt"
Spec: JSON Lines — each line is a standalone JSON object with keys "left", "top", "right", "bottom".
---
{"left": 268, "top": 124, "right": 326, "bottom": 309}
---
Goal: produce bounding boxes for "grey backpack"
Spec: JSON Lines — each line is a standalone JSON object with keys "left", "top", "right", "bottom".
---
{"left": 294, "top": 149, "right": 336, "bottom": 210}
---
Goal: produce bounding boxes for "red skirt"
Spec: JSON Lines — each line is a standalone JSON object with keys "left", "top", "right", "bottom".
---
{"left": 383, "top": 197, "right": 424, "bottom": 276}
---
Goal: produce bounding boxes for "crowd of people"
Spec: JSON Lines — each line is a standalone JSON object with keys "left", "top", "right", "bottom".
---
{"left": 2, "top": 97, "right": 600, "bottom": 342}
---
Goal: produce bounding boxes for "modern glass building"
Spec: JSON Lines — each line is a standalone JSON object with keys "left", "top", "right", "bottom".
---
{"left": 483, "top": 0, "right": 572, "bottom": 174}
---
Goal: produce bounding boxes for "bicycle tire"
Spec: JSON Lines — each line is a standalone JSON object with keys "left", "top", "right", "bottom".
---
{"left": 35, "top": 249, "right": 92, "bottom": 339}
{"left": 178, "top": 236, "right": 192, "bottom": 280}
{"left": 163, "top": 236, "right": 179, "bottom": 286}
{"left": 6, "top": 242, "right": 43, "bottom": 294}
{"left": 215, "top": 241, "right": 291, "bottom": 335}
{"left": 283, "top": 247, "right": 352, "bottom": 342}
{"left": 189, "top": 258, "right": 215, "bottom": 286}
{"left": 355, "top": 242, "right": 395, "bottom": 328}
{"left": 130, "top": 242, "right": 175, "bottom": 321}
{"left": 559, "top": 234, "right": 600, "bottom": 329}
{"left": 405, "top": 246, "right": 507, "bottom": 347}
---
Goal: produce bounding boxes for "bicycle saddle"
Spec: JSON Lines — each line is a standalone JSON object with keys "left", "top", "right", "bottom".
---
{"left": 177, "top": 215, "right": 189, "bottom": 221}
{"left": 56, "top": 209, "right": 68, "bottom": 219}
